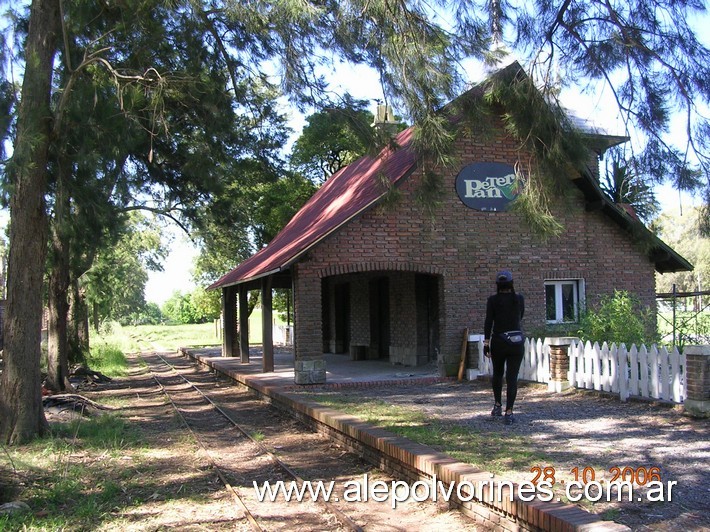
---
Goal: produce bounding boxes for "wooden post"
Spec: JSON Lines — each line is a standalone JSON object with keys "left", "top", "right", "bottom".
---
{"left": 458, "top": 327, "right": 469, "bottom": 381}
{"left": 262, "top": 276, "right": 274, "bottom": 373}
{"left": 239, "top": 286, "right": 249, "bottom": 363}
{"left": 222, "top": 286, "right": 236, "bottom": 357}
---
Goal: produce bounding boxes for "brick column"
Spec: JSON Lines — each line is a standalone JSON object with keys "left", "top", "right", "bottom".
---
{"left": 292, "top": 265, "right": 326, "bottom": 385}
{"left": 547, "top": 337, "right": 577, "bottom": 392}
{"left": 684, "top": 345, "right": 710, "bottom": 418}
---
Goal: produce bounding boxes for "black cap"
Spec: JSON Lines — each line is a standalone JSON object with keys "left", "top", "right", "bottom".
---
{"left": 496, "top": 270, "right": 513, "bottom": 283}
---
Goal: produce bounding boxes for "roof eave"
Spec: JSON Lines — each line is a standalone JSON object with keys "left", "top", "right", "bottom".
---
{"left": 208, "top": 267, "right": 283, "bottom": 291}
{"left": 572, "top": 175, "right": 693, "bottom": 274}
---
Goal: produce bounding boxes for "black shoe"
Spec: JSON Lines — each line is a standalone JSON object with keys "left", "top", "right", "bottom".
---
{"left": 491, "top": 404, "right": 502, "bottom": 417}
{"left": 504, "top": 412, "right": 514, "bottom": 425}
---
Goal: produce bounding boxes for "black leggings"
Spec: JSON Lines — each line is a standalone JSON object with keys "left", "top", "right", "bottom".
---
{"left": 490, "top": 339, "right": 525, "bottom": 411}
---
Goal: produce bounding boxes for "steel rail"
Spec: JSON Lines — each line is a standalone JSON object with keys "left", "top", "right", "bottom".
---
{"left": 144, "top": 357, "right": 263, "bottom": 532}
{"left": 143, "top": 350, "right": 364, "bottom": 532}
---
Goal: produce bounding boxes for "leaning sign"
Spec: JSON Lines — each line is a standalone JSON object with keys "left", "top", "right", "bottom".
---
{"left": 455, "top": 162, "right": 519, "bottom": 211}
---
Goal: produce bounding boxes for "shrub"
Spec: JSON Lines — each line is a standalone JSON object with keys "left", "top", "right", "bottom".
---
{"left": 577, "top": 290, "right": 657, "bottom": 346}
{"left": 87, "top": 342, "right": 128, "bottom": 377}
{"left": 121, "top": 302, "right": 164, "bottom": 326}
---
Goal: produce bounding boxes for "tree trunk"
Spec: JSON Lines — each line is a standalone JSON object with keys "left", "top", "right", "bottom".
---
{"left": 47, "top": 267, "right": 71, "bottom": 391}
{"left": 68, "top": 279, "right": 90, "bottom": 363}
{"left": 47, "top": 167, "right": 71, "bottom": 392}
{"left": 0, "top": 0, "right": 60, "bottom": 444}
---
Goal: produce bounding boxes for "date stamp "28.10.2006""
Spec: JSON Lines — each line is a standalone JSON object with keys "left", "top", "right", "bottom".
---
{"left": 530, "top": 465, "right": 677, "bottom": 503}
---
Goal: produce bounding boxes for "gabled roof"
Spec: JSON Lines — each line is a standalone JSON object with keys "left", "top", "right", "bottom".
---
{"left": 209, "top": 127, "right": 418, "bottom": 289}
{"left": 210, "top": 64, "right": 692, "bottom": 290}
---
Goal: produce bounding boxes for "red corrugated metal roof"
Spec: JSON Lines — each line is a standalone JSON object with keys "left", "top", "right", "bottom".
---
{"left": 209, "top": 126, "right": 418, "bottom": 289}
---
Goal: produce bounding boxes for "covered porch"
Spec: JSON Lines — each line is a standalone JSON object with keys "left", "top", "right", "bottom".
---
{"left": 219, "top": 271, "right": 292, "bottom": 373}
{"left": 218, "top": 266, "right": 443, "bottom": 384}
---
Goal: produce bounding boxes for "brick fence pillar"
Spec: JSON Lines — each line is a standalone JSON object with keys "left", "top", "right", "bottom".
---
{"left": 684, "top": 345, "right": 710, "bottom": 418}
{"left": 547, "top": 337, "right": 578, "bottom": 393}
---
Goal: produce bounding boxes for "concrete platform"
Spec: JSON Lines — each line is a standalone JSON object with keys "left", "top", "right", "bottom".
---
{"left": 182, "top": 345, "right": 447, "bottom": 388}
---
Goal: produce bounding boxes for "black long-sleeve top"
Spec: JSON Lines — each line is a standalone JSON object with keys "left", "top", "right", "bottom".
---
{"left": 484, "top": 292, "right": 525, "bottom": 340}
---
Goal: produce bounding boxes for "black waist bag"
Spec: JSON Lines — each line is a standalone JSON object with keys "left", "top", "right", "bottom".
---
{"left": 498, "top": 330, "right": 525, "bottom": 345}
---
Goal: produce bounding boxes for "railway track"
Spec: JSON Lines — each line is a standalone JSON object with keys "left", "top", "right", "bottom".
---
{"left": 138, "top": 349, "right": 479, "bottom": 531}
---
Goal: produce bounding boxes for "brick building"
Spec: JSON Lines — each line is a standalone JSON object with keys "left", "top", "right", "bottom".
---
{"left": 210, "top": 63, "right": 691, "bottom": 384}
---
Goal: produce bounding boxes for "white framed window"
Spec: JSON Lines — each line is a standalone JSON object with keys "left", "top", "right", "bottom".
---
{"left": 545, "top": 279, "right": 585, "bottom": 323}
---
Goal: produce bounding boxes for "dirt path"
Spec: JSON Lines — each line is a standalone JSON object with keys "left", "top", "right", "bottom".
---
{"left": 81, "top": 352, "right": 480, "bottom": 531}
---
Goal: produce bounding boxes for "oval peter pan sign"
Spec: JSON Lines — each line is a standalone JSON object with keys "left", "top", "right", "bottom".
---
{"left": 455, "top": 162, "right": 519, "bottom": 211}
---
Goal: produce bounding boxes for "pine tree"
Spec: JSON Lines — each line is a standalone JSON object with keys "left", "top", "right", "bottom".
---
{"left": 0, "top": 0, "right": 60, "bottom": 444}
{"left": 2, "top": 0, "right": 709, "bottom": 443}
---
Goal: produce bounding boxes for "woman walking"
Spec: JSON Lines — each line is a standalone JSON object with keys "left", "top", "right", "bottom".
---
{"left": 483, "top": 270, "right": 525, "bottom": 425}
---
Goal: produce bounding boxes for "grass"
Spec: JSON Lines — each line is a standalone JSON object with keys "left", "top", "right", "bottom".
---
{"left": 0, "top": 415, "right": 146, "bottom": 530}
{"left": 307, "top": 395, "right": 545, "bottom": 476}
{"left": 2, "top": 318, "right": 291, "bottom": 530}
{"left": 91, "top": 308, "right": 284, "bottom": 358}
{"left": 88, "top": 341, "right": 129, "bottom": 377}
{"left": 112, "top": 310, "right": 288, "bottom": 353}
{"left": 95, "top": 321, "right": 221, "bottom": 354}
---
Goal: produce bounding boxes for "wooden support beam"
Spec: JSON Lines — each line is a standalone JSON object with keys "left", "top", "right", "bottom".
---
{"left": 222, "top": 286, "right": 236, "bottom": 357}
{"left": 262, "top": 276, "right": 274, "bottom": 372}
{"left": 239, "top": 286, "right": 249, "bottom": 363}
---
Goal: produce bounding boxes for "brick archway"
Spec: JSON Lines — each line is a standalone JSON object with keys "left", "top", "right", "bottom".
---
{"left": 317, "top": 261, "right": 444, "bottom": 279}
{"left": 319, "top": 264, "right": 442, "bottom": 366}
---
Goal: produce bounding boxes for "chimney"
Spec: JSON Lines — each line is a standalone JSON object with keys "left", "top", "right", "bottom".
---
{"left": 372, "top": 103, "right": 400, "bottom": 134}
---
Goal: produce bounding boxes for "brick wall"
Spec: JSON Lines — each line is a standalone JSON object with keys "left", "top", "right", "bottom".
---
{"left": 350, "top": 277, "right": 370, "bottom": 348}
{"left": 389, "top": 272, "right": 418, "bottom": 365}
{"left": 294, "top": 123, "right": 657, "bottom": 365}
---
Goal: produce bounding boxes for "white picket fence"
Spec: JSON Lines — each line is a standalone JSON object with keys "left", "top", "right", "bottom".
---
{"left": 477, "top": 337, "right": 686, "bottom": 403}
{"left": 478, "top": 337, "right": 552, "bottom": 384}
{"left": 568, "top": 341, "right": 686, "bottom": 403}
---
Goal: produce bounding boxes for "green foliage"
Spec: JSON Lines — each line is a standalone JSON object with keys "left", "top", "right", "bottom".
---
{"left": 481, "top": 67, "right": 586, "bottom": 238}
{"left": 600, "top": 147, "right": 659, "bottom": 222}
{"left": 658, "top": 309, "right": 710, "bottom": 349}
{"left": 654, "top": 206, "right": 709, "bottom": 295}
{"left": 161, "top": 292, "right": 198, "bottom": 325}
{"left": 251, "top": 173, "right": 318, "bottom": 246}
{"left": 161, "top": 288, "right": 219, "bottom": 325}
{"left": 290, "top": 95, "right": 378, "bottom": 184}
{"left": 190, "top": 287, "right": 221, "bottom": 322}
{"left": 577, "top": 290, "right": 657, "bottom": 346}
{"left": 515, "top": 0, "right": 710, "bottom": 219}
{"left": 87, "top": 342, "right": 129, "bottom": 377}
{"left": 83, "top": 214, "right": 169, "bottom": 325}
{"left": 122, "top": 302, "right": 164, "bottom": 326}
